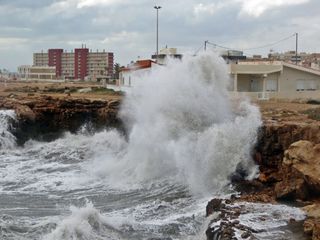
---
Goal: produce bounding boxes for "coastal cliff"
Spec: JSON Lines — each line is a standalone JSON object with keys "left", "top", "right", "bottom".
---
{"left": 206, "top": 103, "right": 320, "bottom": 240}
{"left": 0, "top": 95, "right": 122, "bottom": 144}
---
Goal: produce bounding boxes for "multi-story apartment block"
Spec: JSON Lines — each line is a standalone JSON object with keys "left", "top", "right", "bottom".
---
{"left": 87, "top": 51, "right": 114, "bottom": 80}
{"left": 74, "top": 48, "right": 89, "bottom": 80}
{"left": 48, "top": 49, "right": 63, "bottom": 77}
{"left": 33, "top": 47, "right": 114, "bottom": 81}
{"left": 61, "top": 51, "right": 75, "bottom": 80}
{"left": 33, "top": 52, "right": 48, "bottom": 66}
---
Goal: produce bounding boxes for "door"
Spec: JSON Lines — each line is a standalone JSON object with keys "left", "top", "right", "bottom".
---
{"left": 250, "top": 79, "right": 260, "bottom": 92}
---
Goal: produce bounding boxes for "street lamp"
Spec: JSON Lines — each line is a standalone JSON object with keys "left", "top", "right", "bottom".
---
{"left": 154, "top": 6, "right": 161, "bottom": 58}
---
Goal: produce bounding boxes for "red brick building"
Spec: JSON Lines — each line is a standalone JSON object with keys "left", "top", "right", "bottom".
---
{"left": 48, "top": 49, "right": 63, "bottom": 77}
{"left": 74, "top": 48, "right": 89, "bottom": 80}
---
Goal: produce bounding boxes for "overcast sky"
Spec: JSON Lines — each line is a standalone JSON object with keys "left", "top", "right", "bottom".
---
{"left": 0, "top": 0, "right": 320, "bottom": 71}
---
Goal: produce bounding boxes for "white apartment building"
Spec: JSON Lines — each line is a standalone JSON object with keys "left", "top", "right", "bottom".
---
{"left": 61, "top": 52, "right": 75, "bottom": 80}
{"left": 18, "top": 65, "right": 57, "bottom": 80}
{"left": 33, "top": 52, "right": 49, "bottom": 66}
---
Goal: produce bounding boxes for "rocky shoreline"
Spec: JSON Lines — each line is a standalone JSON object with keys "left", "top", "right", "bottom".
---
{"left": 0, "top": 94, "right": 123, "bottom": 144}
{"left": 206, "top": 105, "right": 320, "bottom": 239}
{"left": 1, "top": 93, "right": 320, "bottom": 239}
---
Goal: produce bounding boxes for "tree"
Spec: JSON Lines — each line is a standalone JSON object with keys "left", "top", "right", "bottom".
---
{"left": 114, "top": 63, "right": 121, "bottom": 79}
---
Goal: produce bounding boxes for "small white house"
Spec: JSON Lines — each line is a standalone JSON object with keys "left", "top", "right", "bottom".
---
{"left": 110, "top": 60, "right": 157, "bottom": 92}
{"left": 231, "top": 61, "right": 320, "bottom": 100}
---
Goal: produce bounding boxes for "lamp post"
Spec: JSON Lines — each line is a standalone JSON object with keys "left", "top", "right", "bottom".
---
{"left": 154, "top": 6, "right": 161, "bottom": 58}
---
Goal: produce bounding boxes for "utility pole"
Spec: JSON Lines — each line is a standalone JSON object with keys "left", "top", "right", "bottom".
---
{"left": 295, "top": 33, "right": 298, "bottom": 65}
{"left": 154, "top": 6, "right": 161, "bottom": 58}
{"left": 204, "top": 40, "right": 208, "bottom": 51}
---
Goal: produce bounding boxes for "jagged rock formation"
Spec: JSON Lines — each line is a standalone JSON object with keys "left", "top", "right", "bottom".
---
{"left": 205, "top": 198, "right": 255, "bottom": 240}
{"left": 0, "top": 95, "right": 122, "bottom": 144}
{"left": 207, "top": 117, "right": 320, "bottom": 239}
{"left": 274, "top": 140, "right": 320, "bottom": 200}
{"left": 303, "top": 204, "right": 320, "bottom": 240}
{"left": 255, "top": 123, "right": 320, "bottom": 168}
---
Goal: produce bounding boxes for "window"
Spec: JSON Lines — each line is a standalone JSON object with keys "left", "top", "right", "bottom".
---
{"left": 307, "top": 80, "right": 317, "bottom": 90}
{"left": 266, "top": 79, "right": 277, "bottom": 92}
{"left": 296, "top": 79, "right": 317, "bottom": 91}
{"left": 296, "top": 80, "right": 304, "bottom": 91}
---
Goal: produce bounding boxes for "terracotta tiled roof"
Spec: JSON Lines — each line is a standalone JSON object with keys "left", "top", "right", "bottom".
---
{"left": 121, "top": 60, "right": 156, "bottom": 72}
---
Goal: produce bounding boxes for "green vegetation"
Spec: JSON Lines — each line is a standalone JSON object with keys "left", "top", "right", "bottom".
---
{"left": 302, "top": 107, "right": 320, "bottom": 121}
{"left": 90, "top": 87, "right": 124, "bottom": 95}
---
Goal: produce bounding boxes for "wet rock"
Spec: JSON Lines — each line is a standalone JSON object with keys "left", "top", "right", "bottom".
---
{"left": 206, "top": 199, "right": 222, "bottom": 217}
{"left": 232, "top": 220, "right": 240, "bottom": 225}
{"left": 304, "top": 218, "right": 315, "bottom": 236}
{"left": 274, "top": 174, "right": 308, "bottom": 200}
{"left": 205, "top": 199, "right": 257, "bottom": 240}
{"left": 14, "top": 104, "right": 36, "bottom": 121}
{"left": 241, "top": 231, "right": 251, "bottom": 239}
{"left": 313, "top": 222, "right": 320, "bottom": 240}
{"left": 0, "top": 95, "right": 123, "bottom": 144}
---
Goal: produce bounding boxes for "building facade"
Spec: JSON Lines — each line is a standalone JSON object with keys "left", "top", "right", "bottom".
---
{"left": 48, "top": 49, "right": 63, "bottom": 77}
{"left": 33, "top": 52, "right": 48, "bottom": 66}
{"left": 61, "top": 51, "right": 75, "bottom": 80}
{"left": 18, "top": 65, "right": 57, "bottom": 80}
{"left": 151, "top": 48, "right": 182, "bottom": 65}
{"left": 231, "top": 61, "right": 320, "bottom": 100}
{"left": 106, "top": 59, "right": 157, "bottom": 92}
{"left": 33, "top": 47, "right": 114, "bottom": 81}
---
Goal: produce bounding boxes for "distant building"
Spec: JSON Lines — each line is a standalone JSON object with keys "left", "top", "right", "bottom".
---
{"left": 106, "top": 59, "right": 158, "bottom": 92}
{"left": 268, "top": 51, "right": 309, "bottom": 64}
{"left": 33, "top": 52, "right": 48, "bottom": 66}
{"left": 33, "top": 47, "right": 114, "bottom": 81}
{"left": 107, "top": 48, "right": 181, "bottom": 92}
{"left": 221, "top": 50, "right": 246, "bottom": 63}
{"left": 119, "top": 59, "right": 157, "bottom": 87}
{"left": 231, "top": 61, "right": 320, "bottom": 100}
{"left": 152, "top": 48, "right": 182, "bottom": 65}
{"left": 18, "top": 65, "right": 57, "bottom": 80}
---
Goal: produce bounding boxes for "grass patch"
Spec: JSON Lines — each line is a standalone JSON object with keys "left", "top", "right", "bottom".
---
{"left": 90, "top": 87, "right": 124, "bottom": 95}
{"left": 301, "top": 107, "right": 320, "bottom": 121}
{"left": 306, "top": 99, "right": 320, "bottom": 105}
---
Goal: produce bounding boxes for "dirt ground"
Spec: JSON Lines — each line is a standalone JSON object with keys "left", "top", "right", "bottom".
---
{"left": 254, "top": 100, "right": 320, "bottom": 123}
{"left": 0, "top": 80, "right": 122, "bottom": 101}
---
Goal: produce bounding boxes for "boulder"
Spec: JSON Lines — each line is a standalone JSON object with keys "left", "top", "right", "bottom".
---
{"left": 284, "top": 141, "right": 320, "bottom": 195}
{"left": 303, "top": 204, "right": 320, "bottom": 240}
{"left": 206, "top": 198, "right": 222, "bottom": 217}
{"left": 14, "top": 104, "right": 36, "bottom": 121}
{"left": 275, "top": 175, "right": 308, "bottom": 200}
{"left": 283, "top": 140, "right": 315, "bottom": 165}
{"left": 274, "top": 140, "right": 320, "bottom": 200}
